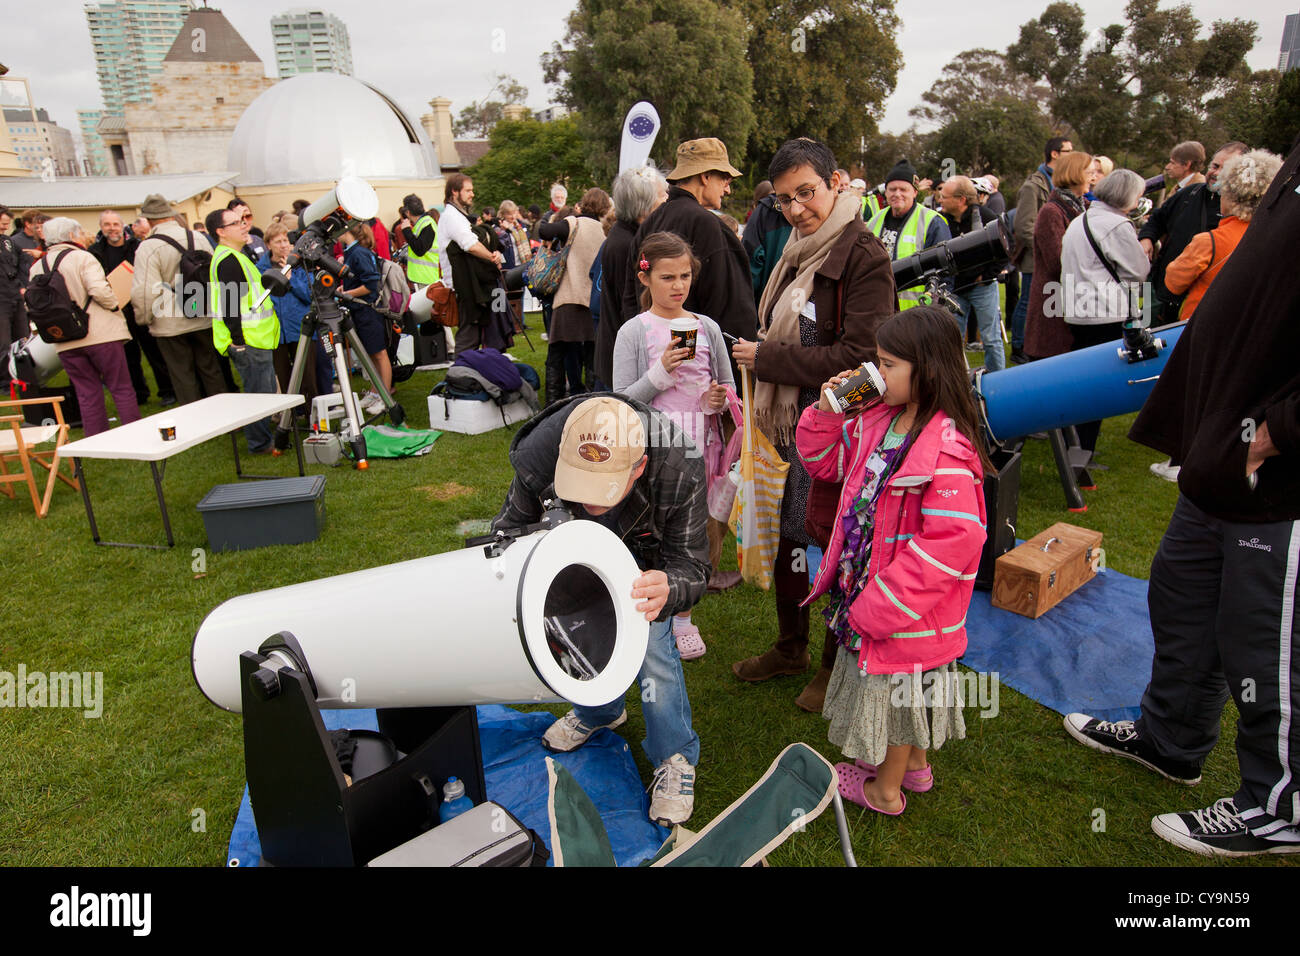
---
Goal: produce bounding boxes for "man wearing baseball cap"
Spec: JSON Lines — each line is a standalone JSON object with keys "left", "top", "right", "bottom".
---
{"left": 620, "top": 137, "right": 757, "bottom": 347}
{"left": 491, "top": 394, "right": 710, "bottom": 826}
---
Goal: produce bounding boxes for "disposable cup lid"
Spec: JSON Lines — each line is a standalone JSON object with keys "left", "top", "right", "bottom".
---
{"left": 669, "top": 317, "right": 699, "bottom": 331}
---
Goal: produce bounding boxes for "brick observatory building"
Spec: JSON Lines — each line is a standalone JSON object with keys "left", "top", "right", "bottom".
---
{"left": 110, "top": 5, "right": 272, "bottom": 175}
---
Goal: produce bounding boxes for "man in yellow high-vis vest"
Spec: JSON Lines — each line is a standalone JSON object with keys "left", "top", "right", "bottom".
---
{"left": 400, "top": 193, "right": 441, "bottom": 285}
{"left": 865, "top": 159, "right": 952, "bottom": 309}
{"left": 206, "top": 207, "right": 280, "bottom": 453}
{"left": 851, "top": 177, "right": 884, "bottom": 220}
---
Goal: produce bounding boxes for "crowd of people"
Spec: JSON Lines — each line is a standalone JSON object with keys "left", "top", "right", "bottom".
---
{"left": 2, "top": 122, "right": 1295, "bottom": 859}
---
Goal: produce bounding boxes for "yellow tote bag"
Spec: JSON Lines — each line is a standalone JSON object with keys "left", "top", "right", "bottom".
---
{"left": 728, "top": 367, "right": 790, "bottom": 589}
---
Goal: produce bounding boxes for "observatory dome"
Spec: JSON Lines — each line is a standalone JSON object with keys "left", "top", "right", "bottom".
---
{"left": 227, "top": 73, "right": 440, "bottom": 186}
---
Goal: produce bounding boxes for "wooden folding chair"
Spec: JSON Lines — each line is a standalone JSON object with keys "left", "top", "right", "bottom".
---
{"left": 0, "top": 395, "right": 79, "bottom": 518}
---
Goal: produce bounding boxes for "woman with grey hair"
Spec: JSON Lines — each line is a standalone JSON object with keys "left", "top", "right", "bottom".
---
{"left": 1059, "top": 168, "right": 1151, "bottom": 460}
{"left": 39, "top": 217, "right": 140, "bottom": 435}
{"left": 594, "top": 164, "right": 670, "bottom": 387}
{"left": 1164, "top": 148, "right": 1282, "bottom": 322}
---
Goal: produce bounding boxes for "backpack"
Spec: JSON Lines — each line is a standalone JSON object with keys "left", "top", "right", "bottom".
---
{"left": 26, "top": 249, "right": 91, "bottom": 344}
{"left": 151, "top": 231, "right": 212, "bottom": 318}
{"left": 453, "top": 347, "right": 523, "bottom": 393}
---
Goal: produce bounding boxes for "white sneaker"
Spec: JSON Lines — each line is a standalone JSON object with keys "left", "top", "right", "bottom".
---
{"left": 540, "top": 332, "right": 549, "bottom": 341}
{"left": 360, "top": 390, "right": 384, "bottom": 414}
{"left": 542, "top": 709, "right": 627, "bottom": 753}
{"left": 1149, "top": 459, "right": 1180, "bottom": 482}
{"left": 648, "top": 753, "right": 695, "bottom": 826}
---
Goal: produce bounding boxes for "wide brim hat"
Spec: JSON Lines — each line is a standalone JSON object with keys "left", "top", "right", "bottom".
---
{"left": 140, "top": 193, "right": 178, "bottom": 219}
{"left": 667, "top": 138, "right": 742, "bottom": 181}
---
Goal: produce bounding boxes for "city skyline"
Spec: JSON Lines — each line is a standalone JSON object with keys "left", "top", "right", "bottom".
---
{"left": 4, "top": 0, "right": 1296, "bottom": 174}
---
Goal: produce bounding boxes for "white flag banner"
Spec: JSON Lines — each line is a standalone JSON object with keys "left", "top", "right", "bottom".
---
{"left": 618, "top": 101, "right": 661, "bottom": 174}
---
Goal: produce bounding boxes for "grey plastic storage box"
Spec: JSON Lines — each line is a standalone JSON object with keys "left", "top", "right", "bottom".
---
{"left": 197, "top": 476, "right": 326, "bottom": 552}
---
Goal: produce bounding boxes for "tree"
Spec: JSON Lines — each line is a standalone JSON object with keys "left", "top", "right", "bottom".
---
{"left": 738, "top": 0, "right": 903, "bottom": 170}
{"left": 922, "top": 98, "right": 1054, "bottom": 186}
{"left": 909, "top": 49, "right": 1054, "bottom": 186}
{"left": 463, "top": 116, "right": 595, "bottom": 211}
{"left": 1007, "top": 1, "right": 1260, "bottom": 170}
{"left": 1203, "top": 69, "right": 1278, "bottom": 150}
{"left": 453, "top": 74, "right": 530, "bottom": 138}
{"left": 542, "top": 0, "right": 755, "bottom": 183}
{"left": 1258, "top": 68, "right": 1300, "bottom": 156}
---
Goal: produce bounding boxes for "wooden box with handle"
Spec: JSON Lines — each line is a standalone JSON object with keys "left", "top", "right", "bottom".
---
{"left": 991, "top": 522, "right": 1104, "bottom": 619}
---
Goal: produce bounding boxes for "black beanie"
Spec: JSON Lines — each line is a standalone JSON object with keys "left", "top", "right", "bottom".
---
{"left": 885, "top": 159, "right": 918, "bottom": 188}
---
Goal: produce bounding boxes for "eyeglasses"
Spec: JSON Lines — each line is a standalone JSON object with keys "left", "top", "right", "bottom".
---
{"left": 772, "top": 182, "right": 823, "bottom": 212}
{"left": 240, "top": 214, "right": 253, "bottom": 222}
{"left": 220, "top": 219, "right": 240, "bottom": 229}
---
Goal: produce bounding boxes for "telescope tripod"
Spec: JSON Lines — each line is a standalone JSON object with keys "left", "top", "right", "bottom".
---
{"left": 273, "top": 278, "right": 405, "bottom": 470}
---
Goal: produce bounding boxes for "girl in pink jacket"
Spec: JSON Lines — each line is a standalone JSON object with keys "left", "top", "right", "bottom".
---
{"left": 795, "top": 307, "right": 991, "bottom": 815}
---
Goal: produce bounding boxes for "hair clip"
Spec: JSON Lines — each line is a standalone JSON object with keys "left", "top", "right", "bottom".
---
{"left": 639, "top": 257, "right": 650, "bottom": 271}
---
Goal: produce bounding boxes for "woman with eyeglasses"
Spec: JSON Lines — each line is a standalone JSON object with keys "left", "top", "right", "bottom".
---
{"left": 729, "top": 137, "right": 897, "bottom": 713}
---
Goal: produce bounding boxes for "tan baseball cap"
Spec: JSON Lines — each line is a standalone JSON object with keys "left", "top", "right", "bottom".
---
{"left": 667, "top": 138, "right": 742, "bottom": 181}
{"left": 554, "top": 397, "right": 647, "bottom": 507}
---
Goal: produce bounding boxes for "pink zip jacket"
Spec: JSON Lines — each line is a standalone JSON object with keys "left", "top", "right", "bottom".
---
{"left": 795, "top": 402, "right": 987, "bottom": 675}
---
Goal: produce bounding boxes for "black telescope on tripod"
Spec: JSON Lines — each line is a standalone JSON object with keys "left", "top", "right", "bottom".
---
{"left": 260, "top": 178, "right": 404, "bottom": 470}
{"left": 890, "top": 215, "right": 1012, "bottom": 314}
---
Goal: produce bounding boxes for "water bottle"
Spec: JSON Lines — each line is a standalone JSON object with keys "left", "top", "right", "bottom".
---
{"left": 439, "top": 776, "right": 474, "bottom": 824}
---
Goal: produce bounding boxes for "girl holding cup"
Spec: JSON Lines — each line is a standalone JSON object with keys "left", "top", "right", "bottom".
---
{"left": 613, "top": 231, "right": 734, "bottom": 660}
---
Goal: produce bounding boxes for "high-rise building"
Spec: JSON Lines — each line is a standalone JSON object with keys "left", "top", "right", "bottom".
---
{"left": 79, "top": 0, "right": 195, "bottom": 174}
{"left": 270, "top": 9, "right": 354, "bottom": 78}
{"left": 4, "top": 108, "right": 79, "bottom": 178}
{"left": 1281, "top": 12, "right": 1300, "bottom": 72}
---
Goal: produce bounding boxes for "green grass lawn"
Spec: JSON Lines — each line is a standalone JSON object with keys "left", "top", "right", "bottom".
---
{"left": 0, "top": 321, "right": 1292, "bottom": 867}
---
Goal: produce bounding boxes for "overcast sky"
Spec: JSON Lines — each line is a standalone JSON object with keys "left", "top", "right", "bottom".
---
{"left": 5, "top": 0, "right": 1296, "bottom": 156}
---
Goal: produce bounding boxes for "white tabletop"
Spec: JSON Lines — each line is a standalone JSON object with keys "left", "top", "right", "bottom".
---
{"left": 61, "top": 393, "right": 303, "bottom": 462}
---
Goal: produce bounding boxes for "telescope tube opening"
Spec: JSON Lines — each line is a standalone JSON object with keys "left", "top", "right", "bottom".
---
{"left": 517, "top": 520, "right": 648, "bottom": 707}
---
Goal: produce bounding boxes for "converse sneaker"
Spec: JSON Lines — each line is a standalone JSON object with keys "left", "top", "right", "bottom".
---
{"left": 648, "top": 753, "right": 695, "bottom": 826}
{"left": 1063, "top": 714, "right": 1202, "bottom": 785}
{"left": 1149, "top": 459, "right": 1180, "bottom": 482}
{"left": 542, "top": 709, "right": 627, "bottom": 753}
{"left": 1152, "top": 798, "right": 1300, "bottom": 858}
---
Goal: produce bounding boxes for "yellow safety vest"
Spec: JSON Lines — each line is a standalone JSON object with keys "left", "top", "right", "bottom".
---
{"left": 209, "top": 245, "right": 280, "bottom": 354}
{"left": 861, "top": 193, "right": 883, "bottom": 220}
{"left": 868, "top": 203, "right": 943, "bottom": 309}
{"left": 406, "top": 214, "right": 441, "bottom": 284}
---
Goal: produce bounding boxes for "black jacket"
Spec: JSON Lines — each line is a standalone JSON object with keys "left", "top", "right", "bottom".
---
{"left": 1137, "top": 183, "right": 1220, "bottom": 304}
{"left": 1130, "top": 141, "right": 1300, "bottom": 522}
{"left": 491, "top": 393, "right": 710, "bottom": 621}
{"left": 593, "top": 219, "right": 638, "bottom": 388}
{"left": 620, "top": 186, "right": 757, "bottom": 341}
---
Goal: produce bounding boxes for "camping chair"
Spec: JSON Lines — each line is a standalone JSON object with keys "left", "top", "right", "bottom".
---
{"left": 547, "top": 742, "right": 858, "bottom": 867}
{"left": 0, "top": 394, "right": 78, "bottom": 518}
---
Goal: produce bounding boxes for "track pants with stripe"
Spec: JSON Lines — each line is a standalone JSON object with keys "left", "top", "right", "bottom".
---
{"left": 1136, "top": 494, "right": 1300, "bottom": 840}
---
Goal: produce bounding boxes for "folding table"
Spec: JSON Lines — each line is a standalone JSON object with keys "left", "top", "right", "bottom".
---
{"left": 60, "top": 393, "right": 304, "bottom": 549}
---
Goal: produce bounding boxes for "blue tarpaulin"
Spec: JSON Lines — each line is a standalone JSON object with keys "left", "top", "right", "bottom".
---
{"left": 226, "top": 704, "right": 667, "bottom": 867}
{"left": 962, "top": 566, "right": 1153, "bottom": 722}
{"left": 808, "top": 543, "right": 1152, "bottom": 723}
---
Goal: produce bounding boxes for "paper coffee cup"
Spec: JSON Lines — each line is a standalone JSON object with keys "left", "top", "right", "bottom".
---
{"left": 158, "top": 417, "right": 177, "bottom": 442}
{"left": 825, "top": 362, "right": 886, "bottom": 415}
{"left": 669, "top": 317, "right": 699, "bottom": 360}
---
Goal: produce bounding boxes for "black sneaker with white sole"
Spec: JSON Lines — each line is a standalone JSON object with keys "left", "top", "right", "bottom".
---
{"left": 1063, "top": 713, "right": 1202, "bottom": 785}
{"left": 1152, "top": 798, "right": 1300, "bottom": 858}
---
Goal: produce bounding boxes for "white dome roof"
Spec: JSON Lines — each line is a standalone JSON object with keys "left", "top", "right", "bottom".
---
{"left": 227, "top": 73, "right": 440, "bottom": 186}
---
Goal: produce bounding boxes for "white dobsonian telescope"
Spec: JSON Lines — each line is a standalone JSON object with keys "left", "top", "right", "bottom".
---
{"left": 191, "top": 509, "right": 651, "bottom": 713}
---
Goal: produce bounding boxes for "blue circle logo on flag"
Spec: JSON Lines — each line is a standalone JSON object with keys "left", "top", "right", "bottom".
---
{"left": 628, "top": 113, "right": 656, "bottom": 141}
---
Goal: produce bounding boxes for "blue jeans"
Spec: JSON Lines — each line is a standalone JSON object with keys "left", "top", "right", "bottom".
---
{"left": 228, "top": 344, "right": 277, "bottom": 452}
{"left": 953, "top": 281, "right": 1005, "bottom": 372}
{"left": 573, "top": 618, "right": 700, "bottom": 766}
{"left": 1010, "top": 271, "right": 1031, "bottom": 350}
